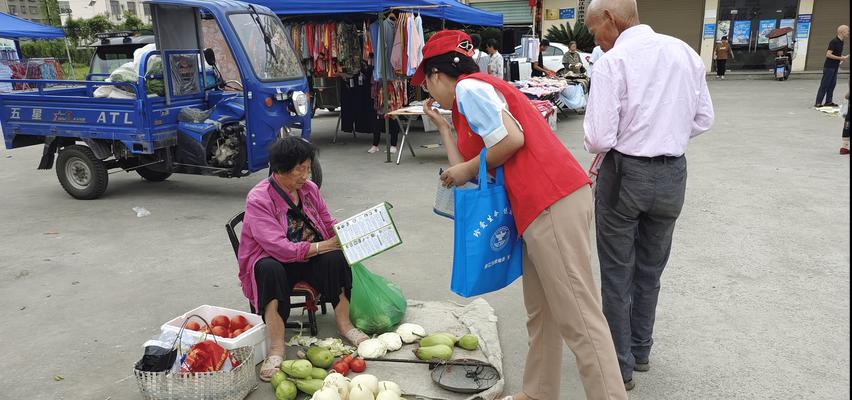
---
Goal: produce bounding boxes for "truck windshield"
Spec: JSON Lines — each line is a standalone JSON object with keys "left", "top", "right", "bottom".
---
{"left": 229, "top": 13, "right": 303, "bottom": 81}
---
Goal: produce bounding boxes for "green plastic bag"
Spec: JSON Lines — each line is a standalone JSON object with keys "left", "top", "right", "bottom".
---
{"left": 349, "top": 263, "right": 407, "bottom": 334}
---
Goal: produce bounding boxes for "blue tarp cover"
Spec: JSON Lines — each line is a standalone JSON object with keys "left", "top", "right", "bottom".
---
{"left": 0, "top": 12, "right": 65, "bottom": 40}
{"left": 251, "top": 0, "right": 503, "bottom": 27}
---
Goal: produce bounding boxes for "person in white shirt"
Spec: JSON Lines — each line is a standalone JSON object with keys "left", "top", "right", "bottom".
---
{"left": 584, "top": 0, "right": 714, "bottom": 392}
{"left": 484, "top": 38, "right": 504, "bottom": 79}
{"left": 587, "top": 45, "right": 604, "bottom": 79}
{"left": 470, "top": 34, "right": 489, "bottom": 74}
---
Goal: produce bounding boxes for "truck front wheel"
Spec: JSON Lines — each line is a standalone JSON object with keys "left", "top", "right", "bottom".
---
{"left": 56, "top": 145, "right": 109, "bottom": 200}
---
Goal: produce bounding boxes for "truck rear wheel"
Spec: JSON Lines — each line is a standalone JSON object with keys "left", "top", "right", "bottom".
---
{"left": 311, "top": 157, "right": 323, "bottom": 189}
{"left": 136, "top": 167, "right": 172, "bottom": 182}
{"left": 56, "top": 145, "right": 109, "bottom": 200}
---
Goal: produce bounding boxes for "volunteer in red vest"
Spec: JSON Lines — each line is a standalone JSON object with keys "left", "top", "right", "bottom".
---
{"left": 414, "top": 30, "right": 627, "bottom": 400}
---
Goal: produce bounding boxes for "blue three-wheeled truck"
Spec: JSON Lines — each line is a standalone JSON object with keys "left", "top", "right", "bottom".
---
{"left": 0, "top": 0, "right": 321, "bottom": 199}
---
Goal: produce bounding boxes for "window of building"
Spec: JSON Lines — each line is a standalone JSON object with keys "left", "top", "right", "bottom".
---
{"left": 58, "top": 1, "right": 71, "bottom": 14}
{"left": 110, "top": 0, "right": 121, "bottom": 16}
{"left": 717, "top": 0, "right": 799, "bottom": 70}
{"left": 29, "top": 5, "right": 38, "bottom": 14}
{"left": 126, "top": 1, "right": 137, "bottom": 15}
{"left": 8, "top": 5, "right": 17, "bottom": 14}
{"left": 143, "top": 3, "right": 151, "bottom": 17}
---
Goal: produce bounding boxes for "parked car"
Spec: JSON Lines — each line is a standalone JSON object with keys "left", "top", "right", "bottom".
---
{"left": 512, "top": 42, "right": 590, "bottom": 74}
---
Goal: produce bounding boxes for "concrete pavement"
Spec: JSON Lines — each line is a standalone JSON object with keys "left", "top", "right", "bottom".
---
{"left": 0, "top": 78, "right": 848, "bottom": 399}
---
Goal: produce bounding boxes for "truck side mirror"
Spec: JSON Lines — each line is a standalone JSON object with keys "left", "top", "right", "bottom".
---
{"left": 203, "top": 48, "right": 217, "bottom": 67}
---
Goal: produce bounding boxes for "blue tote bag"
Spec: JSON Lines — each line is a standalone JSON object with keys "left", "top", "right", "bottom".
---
{"left": 451, "top": 148, "right": 523, "bottom": 297}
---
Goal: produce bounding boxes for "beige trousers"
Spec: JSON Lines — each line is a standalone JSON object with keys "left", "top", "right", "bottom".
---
{"left": 521, "top": 185, "right": 626, "bottom": 400}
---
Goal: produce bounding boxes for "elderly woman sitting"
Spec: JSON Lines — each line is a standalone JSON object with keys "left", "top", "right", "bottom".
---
{"left": 237, "top": 137, "right": 368, "bottom": 381}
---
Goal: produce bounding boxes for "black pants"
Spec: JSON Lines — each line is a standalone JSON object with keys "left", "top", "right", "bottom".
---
{"left": 815, "top": 67, "right": 839, "bottom": 105}
{"left": 715, "top": 59, "right": 727, "bottom": 76}
{"left": 595, "top": 151, "right": 687, "bottom": 381}
{"left": 372, "top": 116, "right": 399, "bottom": 147}
{"left": 252, "top": 251, "right": 352, "bottom": 322}
{"left": 843, "top": 108, "right": 851, "bottom": 139}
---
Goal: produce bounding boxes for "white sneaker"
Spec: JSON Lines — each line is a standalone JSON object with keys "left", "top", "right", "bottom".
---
{"left": 367, "top": 146, "right": 380, "bottom": 154}
{"left": 720, "top": 76, "right": 725, "bottom": 80}
{"left": 390, "top": 146, "right": 398, "bottom": 154}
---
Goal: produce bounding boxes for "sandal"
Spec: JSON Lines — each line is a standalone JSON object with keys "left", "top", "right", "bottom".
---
{"left": 259, "top": 355, "right": 283, "bottom": 382}
{"left": 343, "top": 328, "right": 370, "bottom": 346}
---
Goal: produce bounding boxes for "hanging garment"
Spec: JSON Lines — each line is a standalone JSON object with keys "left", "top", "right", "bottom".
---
{"left": 406, "top": 13, "right": 423, "bottom": 76}
{"left": 340, "top": 70, "right": 376, "bottom": 133}
{"left": 390, "top": 14, "right": 404, "bottom": 74}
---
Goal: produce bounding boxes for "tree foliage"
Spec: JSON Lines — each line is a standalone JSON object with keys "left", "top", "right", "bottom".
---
{"left": 545, "top": 21, "right": 596, "bottom": 52}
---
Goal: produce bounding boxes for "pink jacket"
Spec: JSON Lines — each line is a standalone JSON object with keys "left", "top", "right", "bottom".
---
{"left": 237, "top": 179, "right": 337, "bottom": 311}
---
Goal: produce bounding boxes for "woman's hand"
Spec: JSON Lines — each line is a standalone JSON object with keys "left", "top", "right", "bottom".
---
{"left": 441, "top": 161, "right": 476, "bottom": 187}
{"left": 423, "top": 98, "right": 450, "bottom": 129}
{"left": 315, "top": 237, "right": 341, "bottom": 255}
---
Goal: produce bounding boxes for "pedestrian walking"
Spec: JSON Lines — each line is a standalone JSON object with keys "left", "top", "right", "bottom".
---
{"left": 841, "top": 91, "right": 850, "bottom": 155}
{"left": 415, "top": 30, "right": 627, "bottom": 400}
{"left": 713, "top": 35, "right": 734, "bottom": 79}
{"left": 815, "top": 25, "right": 849, "bottom": 108}
{"left": 584, "top": 0, "right": 714, "bottom": 391}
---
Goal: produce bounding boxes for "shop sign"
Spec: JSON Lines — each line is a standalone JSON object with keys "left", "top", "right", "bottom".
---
{"left": 703, "top": 23, "right": 716, "bottom": 39}
{"left": 559, "top": 8, "right": 574, "bottom": 19}
{"left": 796, "top": 14, "right": 811, "bottom": 39}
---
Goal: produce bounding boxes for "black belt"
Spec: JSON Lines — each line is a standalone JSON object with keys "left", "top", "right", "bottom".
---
{"left": 615, "top": 151, "right": 682, "bottom": 164}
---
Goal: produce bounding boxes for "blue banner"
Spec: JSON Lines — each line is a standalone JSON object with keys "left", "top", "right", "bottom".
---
{"left": 704, "top": 23, "right": 716, "bottom": 39}
{"left": 559, "top": 8, "right": 574, "bottom": 19}
{"left": 797, "top": 14, "right": 811, "bottom": 39}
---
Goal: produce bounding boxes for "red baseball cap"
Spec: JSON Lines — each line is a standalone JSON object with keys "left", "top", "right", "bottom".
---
{"left": 411, "top": 30, "right": 476, "bottom": 86}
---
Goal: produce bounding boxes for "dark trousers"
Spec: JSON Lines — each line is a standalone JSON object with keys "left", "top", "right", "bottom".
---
{"left": 715, "top": 59, "right": 727, "bottom": 76}
{"left": 815, "top": 67, "right": 839, "bottom": 105}
{"left": 252, "top": 251, "right": 352, "bottom": 322}
{"left": 372, "top": 116, "right": 399, "bottom": 147}
{"left": 595, "top": 152, "right": 687, "bottom": 381}
{"left": 843, "top": 108, "right": 851, "bottom": 139}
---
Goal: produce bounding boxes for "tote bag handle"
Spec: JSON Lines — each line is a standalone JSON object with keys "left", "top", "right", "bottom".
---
{"left": 477, "top": 147, "right": 505, "bottom": 191}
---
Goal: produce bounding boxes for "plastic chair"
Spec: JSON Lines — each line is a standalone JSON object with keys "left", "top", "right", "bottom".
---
{"left": 225, "top": 211, "right": 327, "bottom": 336}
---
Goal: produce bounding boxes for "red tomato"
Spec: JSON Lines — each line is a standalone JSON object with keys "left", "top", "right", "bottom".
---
{"left": 211, "top": 326, "right": 229, "bottom": 338}
{"left": 331, "top": 360, "right": 349, "bottom": 375}
{"left": 211, "top": 315, "right": 231, "bottom": 328}
{"left": 350, "top": 358, "right": 366, "bottom": 373}
{"left": 185, "top": 321, "right": 201, "bottom": 331}
{"left": 244, "top": 324, "right": 253, "bottom": 331}
{"left": 230, "top": 315, "right": 249, "bottom": 330}
{"left": 231, "top": 328, "right": 245, "bottom": 338}
{"left": 341, "top": 355, "right": 354, "bottom": 365}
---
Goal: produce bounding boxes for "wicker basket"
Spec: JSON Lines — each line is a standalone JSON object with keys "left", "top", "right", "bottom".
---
{"left": 134, "top": 346, "right": 257, "bottom": 400}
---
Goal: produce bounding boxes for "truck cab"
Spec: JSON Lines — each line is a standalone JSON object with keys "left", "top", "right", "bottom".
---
{"left": 0, "top": 0, "right": 316, "bottom": 199}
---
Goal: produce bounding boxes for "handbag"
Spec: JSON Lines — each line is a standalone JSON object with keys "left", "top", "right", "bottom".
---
{"left": 450, "top": 148, "right": 523, "bottom": 297}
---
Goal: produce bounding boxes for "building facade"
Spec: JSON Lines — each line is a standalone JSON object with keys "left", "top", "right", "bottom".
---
{"left": 469, "top": 0, "right": 849, "bottom": 72}
{"left": 4, "top": 0, "right": 50, "bottom": 24}
{"left": 57, "top": 0, "right": 151, "bottom": 24}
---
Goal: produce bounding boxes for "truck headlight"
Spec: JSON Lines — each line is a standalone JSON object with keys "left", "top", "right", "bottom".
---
{"left": 290, "top": 90, "right": 308, "bottom": 116}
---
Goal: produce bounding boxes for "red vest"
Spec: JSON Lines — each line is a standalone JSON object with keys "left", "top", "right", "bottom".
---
{"left": 452, "top": 73, "right": 591, "bottom": 235}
